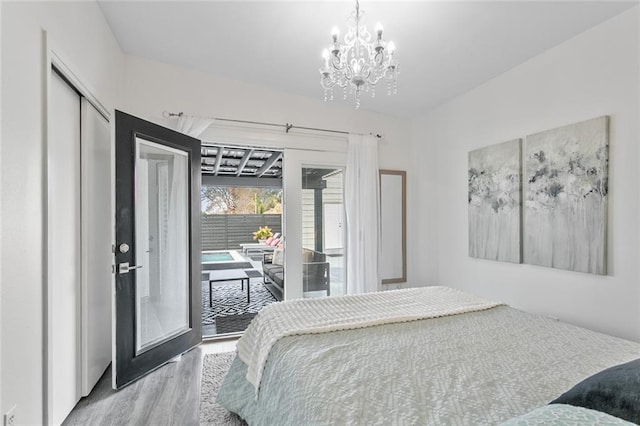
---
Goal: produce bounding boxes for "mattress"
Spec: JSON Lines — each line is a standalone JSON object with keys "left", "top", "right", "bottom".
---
{"left": 217, "top": 303, "right": 640, "bottom": 425}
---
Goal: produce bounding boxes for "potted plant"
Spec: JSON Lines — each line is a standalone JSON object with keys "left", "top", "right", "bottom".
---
{"left": 253, "top": 226, "right": 273, "bottom": 243}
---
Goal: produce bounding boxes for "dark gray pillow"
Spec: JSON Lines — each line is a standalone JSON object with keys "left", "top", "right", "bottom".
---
{"left": 551, "top": 358, "right": 640, "bottom": 424}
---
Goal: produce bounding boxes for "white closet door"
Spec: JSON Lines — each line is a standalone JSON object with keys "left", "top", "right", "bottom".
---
{"left": 80, "top": 98, "right": 112, "bottom": 396}
{"left": 50, "top": 71, "right": 82, "bottom": 425}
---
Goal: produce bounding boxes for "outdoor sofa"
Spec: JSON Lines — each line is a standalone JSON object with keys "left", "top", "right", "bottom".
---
{"left": 262, "top": 248, "right": 330, "bottom": 296}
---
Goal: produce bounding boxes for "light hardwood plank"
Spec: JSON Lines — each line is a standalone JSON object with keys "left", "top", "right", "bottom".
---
{"left": 63, "top": 340, "right": 237, "bottom": 426}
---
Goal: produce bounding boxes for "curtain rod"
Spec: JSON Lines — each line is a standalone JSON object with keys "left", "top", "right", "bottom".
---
{"left": 162, "top": 111, "right": 383, "bottom": 139}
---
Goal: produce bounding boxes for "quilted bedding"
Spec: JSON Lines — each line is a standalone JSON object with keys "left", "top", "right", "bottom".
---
{"left": 237, "top": 286, "right": 501, "bottom": 392}
{"left": 217, "top": 302, "right": 640, "bottom": 425}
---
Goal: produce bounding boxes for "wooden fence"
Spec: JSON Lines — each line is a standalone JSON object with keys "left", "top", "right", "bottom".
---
{"left": 201, "top": 214, "right": 282, "bottom": 250}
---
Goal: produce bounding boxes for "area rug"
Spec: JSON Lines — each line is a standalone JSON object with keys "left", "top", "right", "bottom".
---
{"left": 202, "top": 262, "right": 253, "bottom": 271}
{"left": 215, "top": 313, "right": 258, "bottom": 334}
{"left": 244, "top": 269, "right": 263, "bottom": 278}
{"left": 200, "top": 352, "right": 247, "bottom": 425}
{"left": 202, "top": 282, "right": 277, "bottom": 324}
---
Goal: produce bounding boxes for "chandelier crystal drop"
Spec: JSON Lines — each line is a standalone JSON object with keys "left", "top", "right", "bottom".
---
{"left": 319, "top": 0, "right": 399, "bottom": 109}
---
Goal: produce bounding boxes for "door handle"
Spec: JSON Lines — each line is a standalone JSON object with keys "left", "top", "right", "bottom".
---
{"left": 118, "top": 262, "right": 143, "bottom": 274}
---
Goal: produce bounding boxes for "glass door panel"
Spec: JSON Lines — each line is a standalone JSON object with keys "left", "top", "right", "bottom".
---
{"left": 134, "top": 138, "right": 190, "bottom": 354}
{"left": 301, "top": 167, "right": 346, "bottom": 297}
{"left": 282, "top": 148, "right": 346, "bottom": 300}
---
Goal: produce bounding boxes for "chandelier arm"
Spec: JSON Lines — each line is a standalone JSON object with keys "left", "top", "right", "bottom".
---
{"left": 384, "top": 69, "right": 395, "bottom": 80}
{"left": 365, "top": 69, "right": 382, "bottom": 86}
{"left": 372, "top": 50, "right": 384, "bottom": 66}
{"left": 331, "top": 58, "right": 348, "bottom": 72}
{"left": 320, "top": 75, "right": 338, "bottom": 90}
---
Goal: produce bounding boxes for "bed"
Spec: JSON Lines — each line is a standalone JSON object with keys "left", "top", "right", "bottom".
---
{"left": 216, "top": 287, "right": 640, "bottom": 425}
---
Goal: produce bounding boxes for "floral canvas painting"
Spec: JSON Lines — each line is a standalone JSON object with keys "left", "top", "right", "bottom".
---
{"left": 523, "top": 116, "right": 609, "bottom": 275}
{"left": 468, "top": 139, "right": 522, "bottom": 263}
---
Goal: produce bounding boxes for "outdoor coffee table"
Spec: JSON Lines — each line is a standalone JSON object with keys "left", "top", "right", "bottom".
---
{"left": 208, "top": 269, "right": 250, "bottom": 306}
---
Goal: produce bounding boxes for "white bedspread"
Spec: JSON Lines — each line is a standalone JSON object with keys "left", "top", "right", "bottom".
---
{"left": 236, "top": 286, "right": 502, "bottom": 392}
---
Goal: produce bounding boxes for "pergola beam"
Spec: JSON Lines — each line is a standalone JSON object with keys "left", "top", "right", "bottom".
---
{"left": 202, "top": 175, "right": 282, "bottom": 188}
{"left": 236, "top": 149, "right": 254, "bottom": 176}
{"left": 213, "top": 146, "right": 224, "bottom": 176}
{"left": 255, "top": 152, "right": 282, "bottom": 177}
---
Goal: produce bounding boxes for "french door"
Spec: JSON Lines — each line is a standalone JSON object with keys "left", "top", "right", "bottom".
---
{"left": 282, "top": 149, "right": 347, "bottom": 300}
{"left": 114, "top": 111, "right": 202, "bottom": 388}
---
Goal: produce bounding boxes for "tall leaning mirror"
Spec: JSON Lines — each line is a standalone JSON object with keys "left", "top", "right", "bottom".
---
{"left": 379, "top": 170, "right": 406, "bottom": 284}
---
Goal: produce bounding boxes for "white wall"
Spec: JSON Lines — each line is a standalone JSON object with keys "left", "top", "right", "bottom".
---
{"left": 123, "top": 55, "right": 411, "bottom": 166}
{"left": 410, "top": 7, "right": 640, "bottom": 341}
{"left": 0, "top": 2, "right": 123, "bottom": 424}
{"left": 0, "top": 0, "right": 3, "bottom": 415}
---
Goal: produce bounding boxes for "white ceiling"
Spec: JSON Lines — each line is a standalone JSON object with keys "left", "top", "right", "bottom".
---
{"left": 98, "top": 1, "right": 636, "bottom": 118}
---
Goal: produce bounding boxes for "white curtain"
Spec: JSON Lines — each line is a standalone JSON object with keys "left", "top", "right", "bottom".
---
{"left": 161, "top": 155, "right": 188, "bottom": 313}
{"left": 345, "top": 134, "right": 381, "bottom": 294}
{"left": 175, "top": 115, "right": 214, "bottom": 138}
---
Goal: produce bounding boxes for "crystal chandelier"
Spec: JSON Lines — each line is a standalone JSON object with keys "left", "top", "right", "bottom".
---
{"left": 319, "top": 0, "right": 399, "bottom": 108}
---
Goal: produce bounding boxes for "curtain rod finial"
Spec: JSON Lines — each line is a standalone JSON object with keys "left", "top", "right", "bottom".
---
{"left": 162, "top": 111, "right": 184, "bottom": 118}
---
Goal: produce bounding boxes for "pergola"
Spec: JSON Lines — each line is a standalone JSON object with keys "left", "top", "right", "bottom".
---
{"left": 201, "top": 144, "right": 340, "bottom": 252}
{"left": 201, "top": 145, "right": 282, "bottom": 187}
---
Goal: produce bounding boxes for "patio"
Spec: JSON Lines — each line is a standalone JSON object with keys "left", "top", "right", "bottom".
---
{"left": 199, "top": 148, "right": 346, "bottom": 336}
{"left": 200, "top": 248, "right": 277, "bottom": 336}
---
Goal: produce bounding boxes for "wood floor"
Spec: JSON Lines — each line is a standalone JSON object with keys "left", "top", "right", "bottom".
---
{"left": 62, "top": 339, "right": 237, "bottom": 426}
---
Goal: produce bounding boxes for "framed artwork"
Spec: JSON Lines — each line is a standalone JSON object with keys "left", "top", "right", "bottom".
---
{"left": 468, "top": 139, "right": 522, "bottom": 263}
{"left": 523, "top": 116, "right": 609, "bottom": 275}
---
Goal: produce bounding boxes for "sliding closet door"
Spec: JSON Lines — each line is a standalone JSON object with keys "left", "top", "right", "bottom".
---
{"left": 48, "top": 68, "right": 114, "bottom": 424}
{"left": 49, "top": 70, "right": 82, "bottom": 425}
{"left": 80, "top": 98, "right": 112, "bottom": 396}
